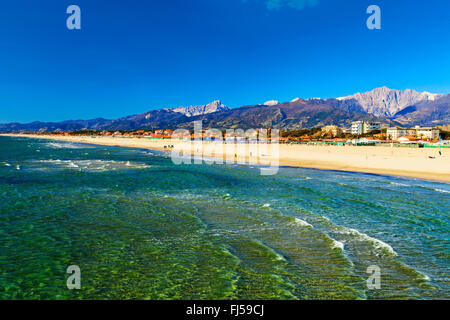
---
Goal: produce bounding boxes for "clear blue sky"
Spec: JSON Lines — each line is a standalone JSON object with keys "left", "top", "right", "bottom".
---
{"left": 0, "top": 0, "right": 449, "bottom": 123}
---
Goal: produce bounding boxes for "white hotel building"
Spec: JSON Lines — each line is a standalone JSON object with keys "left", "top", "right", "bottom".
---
{"left": 386, "top": 126, "right": 440, "bottom": 141}
{"left": 351, "top": 121, "right": 382, "bottom": 135}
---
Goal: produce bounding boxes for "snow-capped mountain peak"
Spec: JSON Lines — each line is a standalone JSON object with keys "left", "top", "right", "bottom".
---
{"left": 169, "top": 100, "right": 230, "bottom": 117}
{"left": 264, "top": 100, "right": 279, "bottom": 106}
{"left": 337, "top": 87, "right": 444, "bottom": 117}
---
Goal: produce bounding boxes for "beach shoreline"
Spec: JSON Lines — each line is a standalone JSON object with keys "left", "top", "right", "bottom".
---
{"left": 2, "top": 133, "right": 449, "bottom": 182}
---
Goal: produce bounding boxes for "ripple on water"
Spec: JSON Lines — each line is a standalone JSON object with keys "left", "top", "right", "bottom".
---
{"left": 334, "top": 226, "right": 397, "bottom": 256}
{"left": 0, "top": 135, "right": 448, "bottom": 299}
{"left": 33, "top": 159, "right": 151, "bottom": 172}
{"left": 44, "top": 142, "right": 93, "bottom": 149}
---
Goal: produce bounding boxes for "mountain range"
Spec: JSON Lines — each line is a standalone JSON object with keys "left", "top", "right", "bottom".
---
{"left": 337, "top": 86, "right": 444, "bottom": 117}
{"left": 166, "top": 100, "right": 230, "bottom": 117}
{"left": 1, "top": 87, "right": 448, "bottom": 132}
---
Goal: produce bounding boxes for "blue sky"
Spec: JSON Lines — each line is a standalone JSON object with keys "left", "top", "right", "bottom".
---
{"left": 0, "top": 0, "right": 449, "bottom": 123}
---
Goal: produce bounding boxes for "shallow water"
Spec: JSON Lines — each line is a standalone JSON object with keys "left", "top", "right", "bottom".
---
{"left": 0, "top": 136, "right": 448, "bottom": 299}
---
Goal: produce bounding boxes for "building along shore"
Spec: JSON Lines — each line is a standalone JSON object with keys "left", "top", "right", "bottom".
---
{"left": 2, "top": 133, "right": 449, "bottom": 182}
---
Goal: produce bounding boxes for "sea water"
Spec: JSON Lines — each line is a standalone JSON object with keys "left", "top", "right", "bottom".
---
{"left": 0, "top": 136, "right": 448, "bottom": 299}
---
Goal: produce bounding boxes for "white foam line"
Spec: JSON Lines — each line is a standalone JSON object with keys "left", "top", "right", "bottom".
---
{"left": 293, "top": 218, "right": 312, "bottom": 228}
{"left": 331, "top": 239, "right": 345, "bottom": 250}
{"left": 434, "top": 188, "right": 450, "bottom": 194}
{"left": 419, "top": 272, "right": 431, "bottom": 281}
{"left": 339, "top": 227, "right": 397, "bottom": 256}
{"left": 36, "top": 159, "right": 151, "bottom": 171}
{"left": 389, "top": 182, "right": 411, "bottom": 187}
{"left": 45, "top": 142, "right": 90, "bottom": 149}
{"left": 68, "top": 161, "right": 79, "bottom": 168}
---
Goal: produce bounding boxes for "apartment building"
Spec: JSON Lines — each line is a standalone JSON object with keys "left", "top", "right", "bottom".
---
{"left": 415, "top": 126, "right": 440, "bottom": 140}
{"left": 351, "top": 121, "right": 381, "bottom": 135}
{"left": 387, "top": 126, "right": 440, "bottom": 140}
{"left": 321, "top": 125, "right": 343, "bottom": 137}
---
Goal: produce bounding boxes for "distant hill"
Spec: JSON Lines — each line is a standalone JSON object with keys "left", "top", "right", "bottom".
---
{"left": 1, "top": 88, "right": 448, "bottom": 133}
{"left": 0, "top": 118, "right": 111, "bottom": 133}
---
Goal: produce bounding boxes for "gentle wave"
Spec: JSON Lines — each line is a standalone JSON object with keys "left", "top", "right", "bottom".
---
{"left": 331, "top": 239, "right": 345, "bottom": 250}
{"left": 36, "top": 159, "right": 151, "bottom": 171}
{"left": 419, "top": 273, "right": 431, "bottom": 281}
{"left": 45, "top": 142, "right": 90, "bottom": 149}
{"left": 251, "top": 239, "right": 288, "bottom": 262}
{"left": 293, "top": 218, "right": 312, "bottom": 228}
{"left": 433, "top": 188, "right": 450, "bottom": 194}
{"left": 389, "top": 182, "right": 450, "bottom": 194}
{"left": 337, "top": 227, "right": 397, "bottom": 256}
{"left": 389, "top": 182, "right": 411, "bottom": 187}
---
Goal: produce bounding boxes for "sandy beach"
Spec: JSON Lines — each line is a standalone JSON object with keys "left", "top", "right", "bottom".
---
{"left": 2, "top": 134, "right": 450, "bottom": 182}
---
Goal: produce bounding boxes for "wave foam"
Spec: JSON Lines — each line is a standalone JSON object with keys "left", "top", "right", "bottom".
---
{"left": 293, "top": 218, "right": 312, "bottom": 228}
{"left": 418, "top": 273, "right": 431, "bottom": 281}
{"left": 389, "top": 182, "right": 411, "bottom": 187}
{"left": 331, "top": 239, "right": 345, "bottom": 250}
{"left": 36, "top": 159, "right": 151, "bottom": 171}
{"left": 337, "top": 227, "right": 397, "bottom": 256}
{"left": 45, "top": 142, "right": 90, "bottom": 149}
{"left": 433, "top": 188, "right": 450, "bottom": 194}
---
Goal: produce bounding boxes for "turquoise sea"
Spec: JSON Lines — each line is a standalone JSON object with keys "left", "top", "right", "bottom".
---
{"left": 0, "top": 136, "right": 448, "bottom": 299}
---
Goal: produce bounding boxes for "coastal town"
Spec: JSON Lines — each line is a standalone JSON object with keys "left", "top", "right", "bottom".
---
{"left": 16, "top": 121, "right": 449, "bottom": 148}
